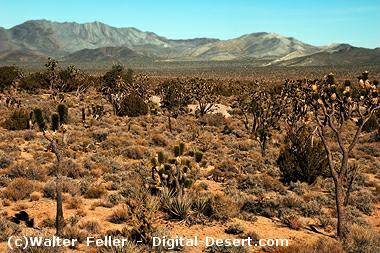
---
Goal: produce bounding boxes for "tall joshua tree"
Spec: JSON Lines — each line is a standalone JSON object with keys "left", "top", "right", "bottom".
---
{"left": 232, "top": 82, "right": 283, "bottom": 156}
{"left": 188, "top": 78, "right": 218, "bottom": 117}
{"left": 157, "top": 79, "right": 191, "bottom": 132}
{"left": 306, "top": 72, "right": 379, "bottom": 239}
{"left": 34, "top": 108, "right": 66, "bottom": 236}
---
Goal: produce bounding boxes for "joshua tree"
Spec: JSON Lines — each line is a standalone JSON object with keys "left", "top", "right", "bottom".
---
{"left": 188, "top": 78, "right": 218, "bottom": 117}
{"left": 57, "top": 103, "right": 68, "bottom": 125}
{"left": 102, "top": 66, "right": 151, "bottom": 117}
{"left": 232, "top": 82, "right": 283, "bottom": 156}
{"left": 44, "top": 58, "right": 62, "bottom": 91}
{"left": 306, "top": 72, "right": 379, "bottom": 239}
{"left": 157, "top": 79, "right": 191, "bottom": 132}
{"left": 151, "top": 143, "right": 202, "bottom": 197}
{"left": 34, "top": 108, "right": 66, "bottom": 236}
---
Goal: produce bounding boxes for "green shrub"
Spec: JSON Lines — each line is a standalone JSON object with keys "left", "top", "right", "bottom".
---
{"left": 18, "top": 72, "right": 49, "bottom": 91}
{"left": 118, "top": 93, "right": 148, "bottom": 117}
{"left": 57, "top": 104, "right": 68, "bottom": 124}
{"left": 0, "top": 66, "right": 21, "bottom": 91}
{"left": 3, "top": 109, "right": 30, "bottom": 130}
{"left": 277, "top": 127, "right": 329, "bottom": 184}
{"left": 51, "top": 113, "right": 60, "bottom": 131}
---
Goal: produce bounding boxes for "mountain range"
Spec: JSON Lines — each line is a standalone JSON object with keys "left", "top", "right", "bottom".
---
{"left": 0, "top": 20, "right": 379, "bottom": 67}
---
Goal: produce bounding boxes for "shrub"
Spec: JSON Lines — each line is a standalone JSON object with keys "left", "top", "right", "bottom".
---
{"left": 0, "top": 217, "right": 21, "bottom": 241}
{"left": 276, "top": 238, "right": 344, "bottom": 253}
{"left": 151, "top": 134, "right": 168, "bottom": 147}
{"left": 343, "top": 224, "right": 379, "bottom": 253}
{"left": 109, "top": 205, "right": 129, "bottom": 224}
{"left": 351, "top": 191, "right": 374, "bottom": 215}
{"left": 79, "top": 220, "right": 101, "bottom": 234}
{"left": 0, "top": 155, "right": 12, "bottom": 169}
{"left": 240, "top": 199, "right": 279, "bottom": 218}
{"left": 30, "top": 191, "right": 42, "bottom": 201}
{"left": 8, "top": 161, "right": 47, "bottom": 181}
{"left": 279, "top": 211, "right": 303, "bottom": 230}
{"left": 0, "top": 66, "right": 20, "bottom": 91}
{"left": 119, "top": 93, "right": 148, "bottom": 117}
{"left": 2, "top": 178, "right": 40, "bottom": 200}
{"left": 194, "top": 150, "right": 204, "bottom": 163}
{"left": 238, "top": 174, "right": 286, "bottom": 195}
{"left": 362, "top": 112, "right": 379, "bottom": 132}
{"left": 19, "top": 72, "right": 49, "bottom": 91}
{"left": 85, "top": 184, "right": 107, "bottom": 199}
{"left": 199, "top": 113, "right": 225, "bottom": 127}
{"left": 122, "top": 146, "right": 150, "bottom": 160}
{"left": 66, "top": 196, "right": 83, "bottom": 209}
{"left": 277, "top": 127, "right": 329, "bottom": 184}
{"left": 62, "top": 225, "right": 87, "bottom": 243}
{"left": 3, "top": 109, "right": 30, "bottom": 130}
{"left": 161, "top": 191, "right": 192, "bottom": 220}
{"left": 225, "top": 223, "right": 244, "bottom": 235}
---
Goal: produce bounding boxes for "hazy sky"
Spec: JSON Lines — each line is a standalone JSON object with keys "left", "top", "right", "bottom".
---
{"left": 1, "top": 0, "right": 379, "bottom": 48}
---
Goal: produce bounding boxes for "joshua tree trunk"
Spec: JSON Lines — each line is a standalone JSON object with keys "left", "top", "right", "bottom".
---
{"left": 334, "top": 177, "right": 348, "bottom": 238}
{"left": 168, "top": 115, "right": 172, "bottom": 133}
{"left": 55, "top": 172, "right": 64, "bottom": 236}
{"left": 43, "top": 131, "right": 65, "bottom": 236}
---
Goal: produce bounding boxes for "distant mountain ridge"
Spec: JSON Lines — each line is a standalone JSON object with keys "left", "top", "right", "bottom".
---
{"left": 0, "top": 20, "right": 379, "bottom": 67}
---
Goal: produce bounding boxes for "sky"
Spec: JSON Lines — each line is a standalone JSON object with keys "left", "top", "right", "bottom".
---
{"left": 0, "top": 0, "right": 379, "bottom": 48}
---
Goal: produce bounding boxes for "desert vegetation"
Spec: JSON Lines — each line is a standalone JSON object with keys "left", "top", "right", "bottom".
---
{"left": 0, "top": 60, "right": 379, "bottom": 252}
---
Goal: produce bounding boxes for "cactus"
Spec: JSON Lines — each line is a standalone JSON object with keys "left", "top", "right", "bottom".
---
{"left": 33, "top": 108, "right": 46, "bottom": 131}
{"left": 57, "top": 103, "right": 68, "bottom": 124}
{"left": 194, "top": 150, "right": 203, "bottom": 163}
{"left": 51, "top": 113, "right": 60, "bottom": 131}
{"left": 173, "top": 143, "right": 185, "bottom": 157}
{"left": 151, "top": 144, "right": 200, "bottom": 197}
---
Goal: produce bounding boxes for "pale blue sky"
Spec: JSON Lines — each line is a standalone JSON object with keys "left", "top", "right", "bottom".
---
{"left": 0, "top": 0, "right": 379, "bottom": 48}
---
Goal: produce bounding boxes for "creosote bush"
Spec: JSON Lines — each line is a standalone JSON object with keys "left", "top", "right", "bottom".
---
{"left": 3, "top": 109, "right": 30, "bottom": 130}
{"left": 277, "top": 126, "right": 329, "bottom": 184}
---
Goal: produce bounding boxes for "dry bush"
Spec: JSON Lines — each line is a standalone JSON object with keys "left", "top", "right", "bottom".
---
{"left": 238, "top": 174, "right": 287, "bottom": 195}
{"left": 79, "top": 220, "right": 101, "bottom": 234}
{"left": 66, "top": 196, "right": 83, "bottom": 209}
{"left": 0, "top": 217, "right": 21, "bottom": 241}
{"left": 151, "top": 133, "right": 168, "bottom": 147}
{"left": 198, "top": 113, "right": 225, "bottom": 127}
{"left": 2, "top": 178, "right": 41, "bottom": 201}
{"left": 211, "top": 194, "right": 240, "bottom": 221}
{"left": 0, "top": 153, "right": 12, "bottom": 169}
{"left": 43, "top": 178, "right": 80, "bottom": 199}
{"left": 121, "top": 145, "right": 150, "bottom": 160}
{"left": 30, "top": 191, "right": 42, "bottom": 201}
{"left": 62, "top": 225, "right": 87, "bottom": 243}
{"left": 8, "top": 161, "right": 48, "bottom": 181}
{"left": 343, "top": 224, "right": 380, "bottom": 253}
{"left": 225, "top": 223, "right": 245, "bottom": 235}
{"left": 108, "top": 205, "right": 130, "bottom": 224}
{"left": 276, "top": 238, "right": 344, "bottom": 253}
{"left": 351, "top": 191, "right": 375, "bottom": 215}
{"left": 241, "top": 198, "right": 279, "bottom": 218}
{"left": 85, "top": 184, "right": 107, "bottom": 199}
{"left": 209, "top": 160, "right": 240, "bottom": 182}
{"left": 40, "top": 216, "right": 55, "bottom": 228}
{"left": 280, "top": 212, "right": 303, "bottom": 230}
{"left": 49, "top": 158, "right": 86, "bottom": 179}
